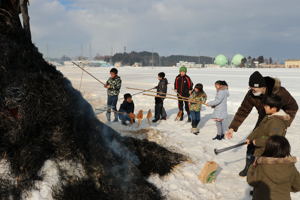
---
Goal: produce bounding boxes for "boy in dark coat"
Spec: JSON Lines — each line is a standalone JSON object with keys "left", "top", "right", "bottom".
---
{"left": 247, "top": 136, "right": 300, "bottom": 200}
{"left": 153, "top": 72, "right": 168, "bottom": 123}
{"left": 174, "top": 66, "right": 193, "bottom": 121}
{"left": 226, "top": 71, "right": 298, "bottom": 176}
{"left": 118, "top": 93, "right": 134, "bottom": 126}
{"left": 246, "top": 95, "right": 290, "bottom": 157}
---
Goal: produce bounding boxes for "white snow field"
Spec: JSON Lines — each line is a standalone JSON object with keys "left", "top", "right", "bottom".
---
{"left": 58, "top": 66, "right": 300, "bottom": 200}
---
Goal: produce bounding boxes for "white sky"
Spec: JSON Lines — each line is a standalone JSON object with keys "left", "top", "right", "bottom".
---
{"left": 29, "top": 0, "right": 300, "bottom": 60}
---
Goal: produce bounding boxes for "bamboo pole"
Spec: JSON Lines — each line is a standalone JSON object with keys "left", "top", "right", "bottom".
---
{"left": 126, "top": 87, "right": 190, "bottom": 100}
{"left": 72, "top": 62, "right": 106, "bottom": 86}
{"left": 142, "top": 93, "right": 203, "bottom": 104}
{"left": 119, "top": 87, "right": 157, "bottom": 101}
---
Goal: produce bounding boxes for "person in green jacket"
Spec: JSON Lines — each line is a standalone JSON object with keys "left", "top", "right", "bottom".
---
{"left": 247, "top": 135, "right": 300, "bottom": 200}
{"left": 104, "top": 68, "right": 122, "bottom": 122}
{"left": 189, "top": 83, "right": 207, "bottom": 135}
{"left": 246, "top": 95, "right": 290, "bottom": 157}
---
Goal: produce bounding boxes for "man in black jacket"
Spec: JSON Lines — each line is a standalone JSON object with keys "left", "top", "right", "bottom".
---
{"left": 174, "top": 66, "right": 193, "bottom": 121}
{"left": 153, "top": 72, "right": 168, "bottom": 122}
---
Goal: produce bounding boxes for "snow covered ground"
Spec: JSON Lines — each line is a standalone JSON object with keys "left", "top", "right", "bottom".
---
{"left": 58, "top": 66, "right": 300, "bottom": 200}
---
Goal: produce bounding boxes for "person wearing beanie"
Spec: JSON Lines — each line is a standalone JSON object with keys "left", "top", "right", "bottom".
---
{"left": 118, "top": 93, "right": 135, "bottom": 126}
{"left": 189, "top": 83, "right": 207, "bottom": 135}
{"left": 153, "top": 72, "right": 168, "bottom": 123}
{"left": 104, "top": 68, "right": 122, "bottom": 122}
{"left": 225, "top": 71, "right": 298, "bottom": 177}
{"left": 174, "top": 66, "right": 193, "bottom": 122}
{"left": 206, "top": 80, "right": 229, "bottom": 140}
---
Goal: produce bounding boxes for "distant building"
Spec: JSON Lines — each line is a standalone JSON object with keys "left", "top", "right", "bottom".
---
{"left": 285, "top": 60, "right": 300, "bottom": 68}
{"left": 259, "top": 64, "right": 284, "bottom": 68}
{"left": 176, "top": 61, "right": 203, "bottom": 68}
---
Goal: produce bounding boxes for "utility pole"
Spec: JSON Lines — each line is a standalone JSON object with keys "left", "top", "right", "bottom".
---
{"left": 152, "top": 50, "right": 154, "bottom": 67}
{"left": 80, "top": 44, "right": 84, "bottom": 59}
{"left": 46, "top": 43, "right": 49, "bottom": 59}
{"left": 89, "top": 43, "right": 92, "bottom": 60}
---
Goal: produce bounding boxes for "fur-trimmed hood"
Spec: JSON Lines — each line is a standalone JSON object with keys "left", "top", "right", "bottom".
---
{"left": 256, "top": 156, "right": 297, "bottom": 184}
{"left": 269, "top": 110, "right": 291, "bottom": 121}
{"left": 264, "top": 76, "right": 281, "bottom": 95}
{"left": 257, "top": 156, "right": 297, "bottom": 165}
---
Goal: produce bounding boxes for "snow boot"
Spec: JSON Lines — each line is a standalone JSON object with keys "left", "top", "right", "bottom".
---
{"left": 179, "top": 114, "right": 184, "bottom": 121}
{"left": 239, "top": 155, "right": 254, "bottom": 177}
{"left": 106, "top": 112, "right": 111, "bottom": 122}
{"left": 187, "top": 117, "right": 191, "bottom": 123}
{"left": 212, "top": 134, "right": 224, "bottom": 140}
{"left": 192, "top": 128, "right": 199, "bottom": 135}
{"left": 152, "top": 118, "right": 160, "bottom": 123}
{"left": 212, "top": 135, "right": 224, "bottom": 140}
{"left": 113, "top": 112, "right": 118, "bottom": 122}
{"left": 121, "top": 121, "right": 128, "bottom": 126}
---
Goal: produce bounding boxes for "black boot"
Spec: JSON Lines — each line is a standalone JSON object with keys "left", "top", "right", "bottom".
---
{"left": 179, "top": 114, "right": 184, "bottom": 121}
{"left": 239, "top": 155, "right": 254, "bottom": 177}
{"left": 187, "top": 117, "right": 191, "bottom": 123}
{"left": 212, "top": 134, "right": 224, "bottom": 140}
{"left": 152, "top": 118, "right": 159, "bottom": 123}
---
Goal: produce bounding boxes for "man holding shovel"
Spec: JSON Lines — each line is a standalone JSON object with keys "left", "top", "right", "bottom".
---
{"left": 225, "top": 71, "right": 298, "bottom": 177}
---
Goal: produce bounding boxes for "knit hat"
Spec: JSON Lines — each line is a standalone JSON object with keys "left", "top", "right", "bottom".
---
{"left": 179, "top": 66, "right": 187, "bottom": 73}
{"left": 249, "top": 71, "right": 266, "bottom": 88}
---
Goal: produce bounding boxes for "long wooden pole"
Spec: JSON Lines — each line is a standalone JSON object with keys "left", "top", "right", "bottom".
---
{"left": 126, "top": 87, "right": 190, "bottom": 100}
{"left": 119, "top": 87, "right": 157, "bottom": 101}
{"left": 143, "top": 93, "right": 203, "bottom": 104}
{"left": 72, "top": 62, "right": 106, "bottom": 86}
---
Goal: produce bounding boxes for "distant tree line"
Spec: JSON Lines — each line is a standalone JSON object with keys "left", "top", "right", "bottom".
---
{"left": 104, "top": 51, "right": 214, "bottom": 66}
{"left": 242, "top": 56, "right": 274, "bottom": 68}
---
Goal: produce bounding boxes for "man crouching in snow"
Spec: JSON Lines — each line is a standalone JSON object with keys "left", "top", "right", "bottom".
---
{"left": 226, "top": 71, "right": 298, "bottom": 177}
{"left": 246, "top": 95, "right": 290, "bottom": 158}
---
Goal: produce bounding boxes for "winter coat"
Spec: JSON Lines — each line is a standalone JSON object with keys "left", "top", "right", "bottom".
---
{"left": 247, "top": 111, "right": 290, "bottom": 157}
{"left": 207, "top": 88, "right": 229, "bottom": 119}
{"left": 174, "top": 75, "right": 193, "bottom": 97}
{"left": 156, "top": 78, "right": 168, "bottom": 97}
{"left": 247, "top": 156, "right": 300, "bottom": 200}
{"left": 119, "top": 101, "right": 134, "bottom": 114}
{"left": 106, "top": 76, "right": 122, "bottom": 96}
{"left": 229, "top": 77, "right": 298, "bottom": 132}
{"left": 190, "top": 91, "right": 207, "bottom": 112}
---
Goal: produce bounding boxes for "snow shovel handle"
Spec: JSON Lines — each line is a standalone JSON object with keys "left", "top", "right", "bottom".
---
{"left": 214, "top": 142, "right": 247, "bottom": 155}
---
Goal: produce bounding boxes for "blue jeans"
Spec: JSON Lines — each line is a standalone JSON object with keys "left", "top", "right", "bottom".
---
{"left": 107, "top": 95, "right": 118, "bottom": 121}
{"left": 190, "top": 111, "right": 201, "bottom": 128}
{"left": 119, "top": 109, "right": 131, "bottom": 122}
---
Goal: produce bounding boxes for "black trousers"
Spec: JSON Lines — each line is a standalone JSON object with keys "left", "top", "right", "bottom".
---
{"left": 178, "top": 100, "right": 190, "bottom": 116}
{"left": 155, "top": 97, "right": 166, "bottom": 119}
{"left": 246, "top": 120, "right": 261, "bottom": 158}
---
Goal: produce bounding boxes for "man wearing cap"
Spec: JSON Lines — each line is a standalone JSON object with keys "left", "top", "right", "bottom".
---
{"left": 226, "top": 71, "right": 298, "bottom": 176}
{"left": 174, "top": 66, "right": 193, "bottom": 121}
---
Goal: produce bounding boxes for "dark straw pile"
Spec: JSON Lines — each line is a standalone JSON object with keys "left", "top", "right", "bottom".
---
{"left": 0, "top": 11, "right": 186, "bottom": 200}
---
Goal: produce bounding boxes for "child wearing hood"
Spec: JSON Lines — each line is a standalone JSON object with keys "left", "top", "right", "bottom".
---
{"left": 206, "top": 80, "right": 229, "bottom": 140}
{"left": 247, "top": 135, "right": 300, "bottom": 200}
{"left": 189, "top": 83, "right": 207, "bottom": 135}
{"left": 246, "top": 95, "right": 290, "bottom": 157}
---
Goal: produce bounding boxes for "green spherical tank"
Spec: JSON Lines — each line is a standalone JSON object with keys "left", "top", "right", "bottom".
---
{"left": 231, "top": 54, "right": 245, "bottom": 66}
{"left": 214, "top": 54, "right": 228, "bottom": 66}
